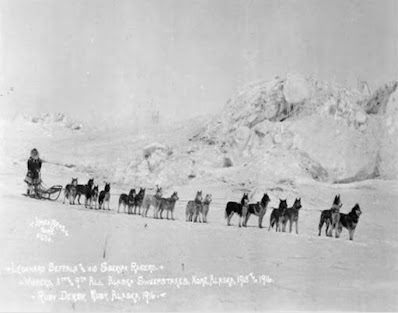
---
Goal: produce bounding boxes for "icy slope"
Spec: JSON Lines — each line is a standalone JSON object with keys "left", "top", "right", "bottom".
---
{"left": 192, "top": 74, "right": 398, "bottom": 184}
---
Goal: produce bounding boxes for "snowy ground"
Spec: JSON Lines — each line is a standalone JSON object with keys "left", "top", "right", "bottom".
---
{"left": 0, "top": 120, "right": 397, "bottom": 311}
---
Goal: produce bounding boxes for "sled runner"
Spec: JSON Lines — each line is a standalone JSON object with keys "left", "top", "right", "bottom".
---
{"left": 24, "top": 181, "right": 63, "bottom": 201}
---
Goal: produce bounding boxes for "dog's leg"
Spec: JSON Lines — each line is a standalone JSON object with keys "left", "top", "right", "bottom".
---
{"left": 336, "top": 223, "right": 342, "bottom": 238}
{"left": 227, "top": 212, "right": 233, "bottom": 226}
{"left": 318, "top": 217, "right": 323, "bottom": 236}
{"left": 289, "top": 219, "right": 293, "bottom": 233}
{"left": 258, "top": 213, "right": 264, "bottom": 229}
{"left": 245, "top": 213, "right": 251, "bottom": 228}
{"left": 325, "top": 221, "right": 330, "bottom": 237}
{"left": 334, "top": 224, "right": 340, "bottom": 238}
{"left": 349, "top": 229, "right": 354, "bottom": 241}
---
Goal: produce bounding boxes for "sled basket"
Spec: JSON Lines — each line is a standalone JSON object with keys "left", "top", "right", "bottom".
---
{"left": 27, "top": 181, "right": 63, "bottom": 201}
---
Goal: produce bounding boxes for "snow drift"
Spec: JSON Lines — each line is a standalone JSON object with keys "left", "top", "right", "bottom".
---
{"left": 13, "top": 113, "right": 83, "bottom": 131}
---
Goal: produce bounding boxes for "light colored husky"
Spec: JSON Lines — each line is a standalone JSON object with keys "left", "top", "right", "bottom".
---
{"left": 63, "top": 178, "right": 78, "bottom": 205}
{"left": 158, "top": 192, "right": 179, "bottom": 220}
{"left": 185, "top": 191, "right": 203, "bottom": 222}
{"left": 142, "top": 186, "right": 163, "bottom": 218}
{"left": 199, "top": 194, "right": 212, "bottom": 223}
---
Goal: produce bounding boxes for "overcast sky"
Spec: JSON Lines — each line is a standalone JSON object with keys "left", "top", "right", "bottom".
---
{"left": 0, "top": 0, "right": 397, "bottom": 124}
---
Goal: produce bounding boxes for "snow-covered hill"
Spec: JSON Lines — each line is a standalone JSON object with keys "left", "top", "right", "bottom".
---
{"left": 191, "top": 74, "right": 398, "bottom": 184}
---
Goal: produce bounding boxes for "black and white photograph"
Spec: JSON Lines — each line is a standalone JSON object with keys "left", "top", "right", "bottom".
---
{"left": 0, "top": 0, "right": 397, "bottom": 311}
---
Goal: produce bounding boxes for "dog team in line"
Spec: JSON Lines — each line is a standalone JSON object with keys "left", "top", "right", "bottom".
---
{"left": 63, "top": 178, "right": 362, "bottom": 241}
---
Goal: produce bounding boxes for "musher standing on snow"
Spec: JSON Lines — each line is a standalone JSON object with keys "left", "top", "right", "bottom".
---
{"left": 24, "top": 148, "right": 42, "bottom": 196}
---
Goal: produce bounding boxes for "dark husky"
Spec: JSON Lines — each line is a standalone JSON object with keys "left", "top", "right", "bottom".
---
{"left": 225, "top": 193, "right": 249, "bottom": 227}
{"left": 63, "top": 178, "right": 78, "bottom": 205}
{"left": 142, "top": 186, "right": 163, "bottom": 218}
{"left": 133, "top": 188, "right": 146, "bottom": 215}
{"left": 90, "top": 185, "right": 99, "bottom": 209}
{"left": 75, "top": 179, "right": 94, "bottom": 205}
{"left": 158, "top": 192, "right": 179, "bottom": 220}
{"left": 318, "top": 195, "right": 343, "bottom": 237}
{"left": 268, "top": 199, "right": 288, "bottom": 232}
{"left": 282, "top": 198, "right": 302, "bottom": 234}
{"left": 99, "top": 183, "right": 111, "bottom": 210}
{"left": 83, "top": 179, "right": 95, "bottom": 208}
{"left": 185, "top": 191, "right": 203, "bottom": 222}
{"left": 118, "top": 189, "right": 136, "bottom": 214}
{"left": 336, "top": 204, "right": 362, "bottom": 241}
{"left": 245, "top": 193, "right": 271, "bottom": 228}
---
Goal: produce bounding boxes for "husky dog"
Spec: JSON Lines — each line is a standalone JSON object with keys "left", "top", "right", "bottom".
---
{"left": 200, "top": 194, "right": 212, "bottom": 223}
{"left": 336, "top": 204, "right": 362, "bottom": 241}
{"left": 225, "top": 193, "right": 249, "bottom": 227}
{"left": 118, "top": 189, "right": 136, "bottom": 214}
{"left": 84, "top": 179, "right": 95, "bottom": 208}
{"left": 245, "top": 193, "right": 271, "bottom": 228}
{"left": 142, "top": 186, "right": 163, "bottom": 218}
{"left": 99, "top": 183, "right": 111, "bottom": 210}
{"left": 282, "top": 198, "right": 302, "bottom": 234}
{"left": 63, "top": 178, "right": 78, "bottom": 205}
{"left": 158, "top": 192, "right": 179, "bottom": 220}
{"left": 75, "top": 179, "right": 94, "bottom": 205}
{"left": 133, "top": 188, "right": 146, "bottom": 215}
{"left": 185, "top": 191, "right": 203, "bottom": 222}
{"left": 318, "top": 195, "right": 343, "bottom": 237}
{"left": 268, "top": 199, "right": 288, "bottom": 231}
{"left": 90, "top": 185, "right": 99, "bottom": 209}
